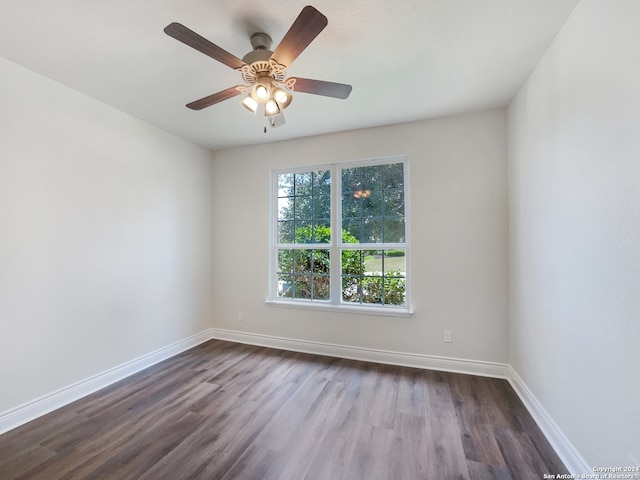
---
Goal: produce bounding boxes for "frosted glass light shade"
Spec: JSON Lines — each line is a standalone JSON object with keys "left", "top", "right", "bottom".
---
{"left": 241, "top": 95, "right": 258, "bottom": 113}
{"left": 265, "top": 98, "right": 280, "bottom": 116}
{"left": 272, "top": 87, "right": 292, "bottom": 109}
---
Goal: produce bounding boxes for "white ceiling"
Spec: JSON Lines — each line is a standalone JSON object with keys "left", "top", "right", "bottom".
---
{"left": 0, "top": 0, "right": 579, "bottom": 151}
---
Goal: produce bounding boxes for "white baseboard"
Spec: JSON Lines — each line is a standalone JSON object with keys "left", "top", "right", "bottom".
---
{"left": 507, "top": 366, "right": 591, "bottom": 475}
{"left": 210, "top": 328, "right": 510, "bottom": 379}
{"left": 0, "top": 328, "right": 214, "bottom": 435}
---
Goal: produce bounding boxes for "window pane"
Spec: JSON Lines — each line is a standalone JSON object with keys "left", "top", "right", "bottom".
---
{"left": 362, "top": 218, "right": 383, "bottom": 243}
{"left": 294, "top": 196, "right": 313, "bottom": 220}
{"left": 313, "top": 195, "right": 331, "bottom": 219}
{"left": 362, "top": 276, "right": 383, "bottom": 304}
{"left": 342, "top": 195, "right": 360, "bottom": 221}
{"left": 341, "top": 226, "right": 359, "bottom": 245}
{"left": 362, "top": 250, "right": 383, "bottom": 275}
{"left": 277, "top": 274, "right": 293, "bottom": 298}
{"left": 340, "top": 248, "right": 406, "bottom": 306}
{"left": 278, "top": 248, "right": 330, "bottom": 301}
{"left": 277, "top": 249, "right": 294, "bottom": 273}
{"left": 313, "top": 169, "right": 331, "bottom": 192}
{"left": 361, "top": 190, "right": 383, "bottom": 218}
{"left": 277, "top": 197, "right": 291, "bottom": 221}
{"left": 383, "top": 218, "right": 405, "bottom": 243}
{"left": 292, "top": 249, "right": 309, "bottom": 272}
{"left": 294, "top": 275, "right": 312, "bottom": 299}
{"left": 295, "top": 221, "right": 312, "bottom": 243}
{"left": 341, "top": 167, "right": 358, "bottom": 194}
{"left": 342, "top": 249, "right": 364, "bottom": 275}
{"left": 278, "top": 173, "right": 294, "bottom": 197}
{"left": 311, "top": 249, "right": 331, "bottom": 274}
{"left": 383, "top": 249, "right": 406, "bottom": 275}
{"left": 383, "top": 163, "right": 404, "bottom": 189}
{"left": 384, "top": 190, "right": 404, "bottom": 216}
{"left": 342, "top": 218, "right": 361, "bottom": 243}
{"left": 277, "top": 221, "right": 294, "bottom": 243}
{"left": 313, "top": 275, "right": 331, "bottom": 300}
{"left": 341, "top": 276, "right": 360, "bottom": 303}
{"left": 312, "top": 222, "right": 331, "bottom": 244}
{"left": 295, "top": 172, "right": 313, "bottom": 196}
{"left": 384, "top": 277, "right": 406, "bottom": 305}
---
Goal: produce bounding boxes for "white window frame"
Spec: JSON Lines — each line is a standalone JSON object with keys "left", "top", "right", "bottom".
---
{"left": 267, "top": 156, "right": 411, "bottom": 317}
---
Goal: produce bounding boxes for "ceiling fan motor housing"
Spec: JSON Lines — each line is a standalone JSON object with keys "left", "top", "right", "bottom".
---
{"left": 250, "top": 32, "right": 272, "bottom": 51}
{"left": 242, "top": 32, "right": 273, "bottom": 65}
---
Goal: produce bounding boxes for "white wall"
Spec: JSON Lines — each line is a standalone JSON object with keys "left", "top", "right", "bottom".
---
{"left": 0, "top": 57, "right": 215, "bottom": 413}
{"left": 211, "top": 110, "right": 509, "bottom": 363}
{"left": 508, "top": 0, "right": 640, "bottom": 469}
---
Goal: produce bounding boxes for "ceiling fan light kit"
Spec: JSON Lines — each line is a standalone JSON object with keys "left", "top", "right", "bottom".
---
{"left": 164, "top": 5, "right": 352, "bottom": 129}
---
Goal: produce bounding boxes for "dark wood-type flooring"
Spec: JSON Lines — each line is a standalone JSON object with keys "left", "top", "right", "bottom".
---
{"left": 0, "top": 339, "right": 567, "bottom": 479}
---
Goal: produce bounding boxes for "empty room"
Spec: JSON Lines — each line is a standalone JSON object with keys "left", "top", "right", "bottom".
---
{"left": 0, "top": 0, "right": 638, "bottom": 479}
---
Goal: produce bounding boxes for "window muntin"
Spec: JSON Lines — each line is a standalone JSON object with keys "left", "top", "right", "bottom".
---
{"left": 272, "top": 158, "right": 408, "bottom": 311}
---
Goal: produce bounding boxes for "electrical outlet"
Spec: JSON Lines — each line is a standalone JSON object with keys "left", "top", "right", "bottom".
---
{"left": 237, "top": 310, "right": 244, "bottom": 321}
{"left": 444, "top": 330, "right": 452, "bottom": 343}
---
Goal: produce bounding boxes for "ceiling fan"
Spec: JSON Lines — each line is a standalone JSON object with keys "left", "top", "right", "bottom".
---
{"left": 164, "top": 5, "right": 352, "bottom": 128}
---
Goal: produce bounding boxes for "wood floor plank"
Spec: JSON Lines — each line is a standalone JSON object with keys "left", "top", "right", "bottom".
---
{"left": 219, "top": 445, "right": 287, "bottom": 480}
{"left": 253, "top": 370, "right": 331, "bottom": 451}
{"left": 13, "top": 411, "right": 204, "bottom": 480}
{"left": 300, "top": 434, "right": 349, "bottom": 480}
{"left": 396, "top": 365, "right": 429, "bottom": 417}
{"left": 0, "top": 442, "right": 57, "bottom": 480}
{"left": 449, "top": 373, "right": 508, "bottom": 467}
{"left": 337, "top": 422, "right": 397, "bottom": 480}
{"left": 0, "top": 339, "right": 569, "bottom": 480}
{"left": 274, "top": 379, "right": 347, "bottom": 479}
{"left": 489, "top": 379, "right": 567, "bottom": 474}
{"left": 494, "top": 427, "right": 555, "bottom": 480}
{"left": 467, "top": 459, "right": 513, "bottom": 480}
{"left": 136, "top": 399, "right": 276, "bottom": 480}
{"left": 425, "top": 370, "right": 472, "bottom": 479}
{"left": 388, "top": 412, "right": 431, "bottom": 479}
{"left": 75, "top": 381, "right": 220, "bottom": 461}
{"left": 367, "top": 364, "right": 401, "bottom": 429}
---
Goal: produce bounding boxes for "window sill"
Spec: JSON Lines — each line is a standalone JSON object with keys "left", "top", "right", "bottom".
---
{"left": 265, "top": 299, "right": 413, "bottom": 317}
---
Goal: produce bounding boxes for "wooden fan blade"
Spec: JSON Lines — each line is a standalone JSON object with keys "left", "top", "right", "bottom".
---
{"left": 164, "top": 23, "right": 245, "bottom": 70}
{"left": 271, "top": 6, "right": 327, "bottom": 67}
{"left": 287, "top": 77, "right": 352, "bottom": 99}
{"left": 186, "top": 86, "right": 244, "bottom": 110}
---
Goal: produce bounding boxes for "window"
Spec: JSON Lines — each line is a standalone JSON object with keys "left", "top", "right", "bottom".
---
{"left": 271, "top": 157, "right": 409, "bottom": 314}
